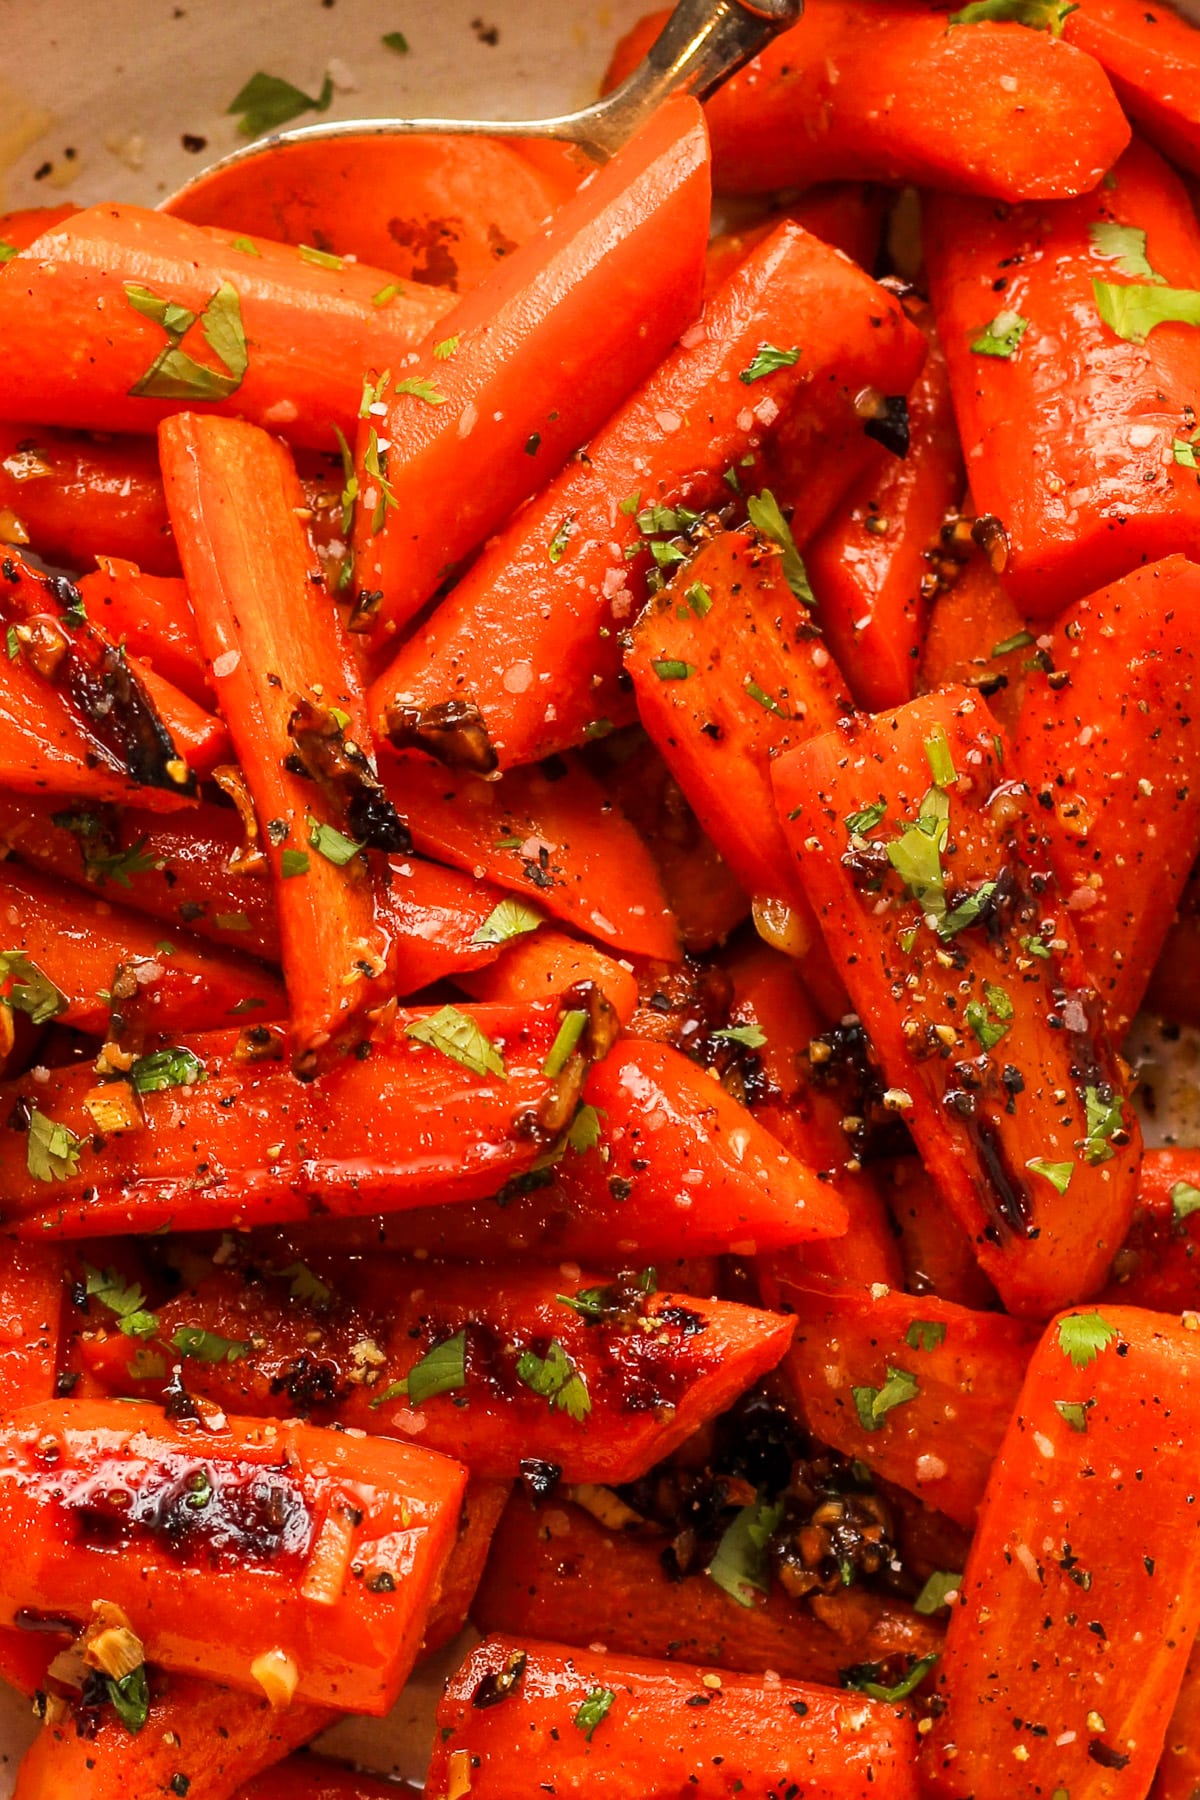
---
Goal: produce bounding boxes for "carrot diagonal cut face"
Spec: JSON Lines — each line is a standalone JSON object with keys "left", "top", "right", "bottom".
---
{"left": 0, "top": 1002, "right": 607, "bottom": 1239}
{"left": 368, "top": 219, "right": 925, "bottom": 771}
{"left": 384, "top": 750, "right": 680, "bottom": 963}
{"left": 772, "top": 687, "right": 1141, "bottom": 1319}
{"left": 159, "top": 413, "right": 397, "bottom": 1068}
{"left": 0, "top": 205, "right": 453, "bottom": 450}
{"left": 428, "top": 1636, "right": 921, "bottom": 1800}
{"left": 0, "top": 1399, "right": 465, "bottom": 1716}
{"left": 352, "top": 97, "right": 710, "bottom": 644}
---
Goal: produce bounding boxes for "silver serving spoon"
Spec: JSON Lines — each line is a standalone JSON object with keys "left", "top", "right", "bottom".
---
{"left": 163, "top": 0, "right": 801, "bottom": 213}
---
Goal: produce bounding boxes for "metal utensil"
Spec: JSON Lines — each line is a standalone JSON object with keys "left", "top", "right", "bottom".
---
{"left": 163, "top": 0, "right": 800, "bottom": 213}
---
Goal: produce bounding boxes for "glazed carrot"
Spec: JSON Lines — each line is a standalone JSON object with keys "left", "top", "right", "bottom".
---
{"left": 0, "top": 205, "right": 78, "bottom": 252}
{"left": 79, "top": 560, "right": 208, "bottom": 705}
{"left": 379, "top": 855, "right": 512, "bottom": 996}
{"left": 0, "top": 793, "right": 282, "bottom": 961}
{"left": 1065, "top": 0, "right": 1200, "bottom": 176}
{"left": 0, "top": 1399, "right": 465, "bottom": 1713}
{"left": 287, "top": 1035, "right": 849, "bottom": 1264}
{"left": 0, "top": 859, "right": 284, "bottom": 1035}
{"left": 88, "top": 1259, "right": 796, "bottom": 1484}
{"left": 0, "top": 425, "right": 178, "bottom": 575}
{"left": 625, "top": 523, "right": 847, "bottom": 922}
{"left": 924, "top": 1307, "right": 1200, "bottom": 1798}
{"left": 917, "top": 546, "right": 1031, "bottom": 731}
{"left": 1146, "top": 862, "right": 1200, "bottom": 1028}
{"left": 1153, "top": 1646, "right": 1200, "bottom": 1800}
{"left": 353, "top": 98, "right": 710, "bottom": 644}
{"left": 422, "top": 1479, "right": 512, "bottom": 1658}
{"left": 1102, "top": 1148, "right": 1200, "bottom": 1311}
{"left": 1012, "top": 556, "right": 1200, "bottom": 1036}
{"left": 0, "top": 204, "right": 453, "bottom": 449}
{"left": 169, "top": 132, "right": 576, "bottom": 292}
{"left": 881, "top": 1160, "right": 999, "bottom": 1312}
{"left": 704, "top": 185, "right": 886, "bottom": 292}
{"left": 773, "top": 687, "right": 1142, "bottom": 1318}
{"left": 457, "top": 927, "right": 640, "bottom": 1025}
{"left": 472, "top": 1494, "right": 943, "bottom": 1687}
{"left": 386, "top": 750, "right": 680, "bottom": 962}
{"left": 160, "top": 414, "right": 398, "bottom": 1066}
{"left": 368, "top": 220, "right": 925, "bottom": 770}
{"left": 0, "top": 1237, "right": 65, "bottom": 1413}
{"left": 13, "top": 1669, "right": 331, "bottom": 1800}
{"left": 607, "top": 0, "right": 1129, "bottom": 200}
{"left": 771, "top": 1280, "right": 1033, "bottom": 1529}
{"left": 927, "top": 137, "right": 1200, "bottom": 616}
{"left": 806, "top": 311, "right": 962, "bottom": 712}
{"left": 722, "top": 938, "right": 903, "bottom": 1292}
{"left": 0, "top": 1002, "right": 606, "bottom": 1238}
{"left": 427, "top": 1635, "right": 921, "bottom": 1800}
{"left": 239, "top": 1759, "right": 400, "bottom": 1800}
{"left": 595, "top": 734, "right": 750, "bottom": 954}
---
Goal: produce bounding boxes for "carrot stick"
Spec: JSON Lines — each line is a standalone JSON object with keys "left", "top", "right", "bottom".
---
{"left": 0, "top": 424, "right": 178, "bottom": 575}
{"left": 880, "top": 1160, "right": 999, "bottom": 1312}
{"left": 1064, "top": 0, "right": 1200, "bottom": 176}
{"left": 0, "top": 859, "right": 285, "bottom": 1036}
{"left": 0, "top": 1236, "right": 65, "bottom": 1414}
{"left": 772, "top": 686, "right": 1142, "bottom": 1318}
{"left": 1153, "top": 1646, "right": 1200, "bottom": 1800}
{"left": 0, "top": 793, "right": 281, "bottom": 961}
{"left": 428, "top": 1634, "right": 921, "bottom": 1800}
{"left": 1145, "top": 862, "right": 1200, "bottom": 1028}
{"left": 168, "top": 132, "right": 577, "bottom": 292}
{"left": 704, "top": 185, "right": 886, "bottom": 292}
{"left": 422, "top": 1479, "right": 512, "bottom": 1659}
{"left": 0, "top": 1001, "right": 606, "bottom": 1238}
{"left": 472, "top": 1494, "right": 943, "bottom": 1689}
{"left": 386, "top": 750, "right": 680, "bottom": 962}
{"left": 606, "top": 0, "right": 1129, "bottom": 201}
{"left": 1012, "top": 555, "right": 1200, "bottom": 1036}
{"left": 159, "top": 414, "right": 400, "bottom": 1067}
{"left": 352, "top": 97, "right": 710, "bottom": 645}
{"left": 239, "top": 1759, "right": 400, "bottom": 1800}
{"left": 456, "top": 927, "right": 639, "bottom": 1025}
{"left": 917, "top": 545, "right": 1031, "bottom": 732}
{"left": 1101, "top": 1148, "right": 1200, "bottom": 1310}
{"left": 806, "top": 310, "right": 963, "bottom": 712}
{"left": 0, "top": 205, "right": 77, "bottom": 251}
{"left": 924, "top": 1306, "right": 1200, "bottom": 1798}
{"left": 368, "top": 220, "right": 925, "bottom": 770}
{"left": 927, "top": 137, "right": 1200, "bottom": 616}
{"left": 79, "top": 560, "right": 207, "bottom": 704}
{"left": 0, "top": 205, "right": 453, "bottom": 449}
{"left": 770, "top": 1280, "right": 1034, "bottom": 1528}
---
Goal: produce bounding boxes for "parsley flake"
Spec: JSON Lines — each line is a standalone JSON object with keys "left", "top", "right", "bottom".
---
{"left": 845, "top": 801, "right": 887, "bottom": 836}
{"left": 227, "top": 70, "right": 334, "bottom": 137}
{"left": 382, "top": 31, "right": 410, "bottom": 53}
{"left": 1089, "top": 221, "right": 1164, "bottom": 283}
{"left": 515, "top": 1339, "right": 591, "bottom": 1421}
{"left": 433, "top": 335, "right": 460, "bottom": 360}
{"left": 970, "top": 309, "right": 1030, "bottom": 359}
{"left": 574, "top": 1687, "right": 616, "bottom": 1741}
{"left": 746, "top": 489, "right": 815, "bottom": 607}
{"left": 405, "top": 1004, "right": 507, "bottom": 1080}
{"left": 914, "top": 1571, "right": 962, "bottom": 1614}
{"left": 904, "top": 1319, "right": 947, "bottom": 1353}
{"left": 0, "top": 952, "right": 67, "bottom": 1026}
{"left": 548, "top": 514, "right": 576, "bottom": 564}
{"left": 740, "top": 343, "right": 800, "bottom": 384}
{"left": 394, "top": 375, "right": 446, "bottom": 405}
{"left": 1082, "top": 1086, "right": 1125, "bottom": 1164}
{"left": 1057, "top": 1310, "right": 1117, "bottom": 1369}
{"left": 1027, "top": 1157, "right": 1074, "bottom": 1194}
{"left": 707, "top": 1495, "right": 784, "bottom": 1607}
{"left": 852, "top": 1365, "right": 919, "bottom": 1431}
{"left": 1094, "top": 279, "right": 1200, "bottom": 343}
{"left": 130, "top": 1046, "right": 207, "bottom": 1094}
{"left": 1171, "top": 1179, "right": 1200, "bottom": 1223}
{"left": 470, "top": 897, "right": 543, "bottom": 948}
{"left": 711, "top": 1022, "right": 767, "bottom": 1049}
{"left": 27, "top": 1109, "right": 82, "bottom": 1183}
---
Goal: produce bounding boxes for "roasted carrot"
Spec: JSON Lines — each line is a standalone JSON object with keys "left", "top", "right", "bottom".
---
{"left": 0, "top": 858, "right": 284, "bottom": 1036}
{"left": 0, "top": 425, "right": 177, "bottom": 575}
{"left": 0, "top": 793, "right": 281, "bottom": 962}
{"left": 0, "top": 205, "right": 453, "bottom": 449}
{"left": 86, "top": 1257, "right": 796, "bottom": 1485}
{"left": 0, "top": 1001, "right": 607, "bottom": 1238}
{"left": 1102, "top": 1148, "right": 1200, "bottom": 1311}
{"left": 772, "top": 687, "right": 1142, "bottom": 1318}
{"left": 422, "top": 1479, "right": 512, "bottom": 1658}
{"left": 1153, "top": 1645, "right": 1200, "bottom": 1800}
{"left": 472, "top": 1491, "right": 944, "bottom": 1688}
{"left": 427, "top": 1635, "right": 921, "bottom": 1800}
{"left": 169, "top": 132, "right": 577, "bottom": 292}
{"left": 806, "top": 311, "right": 962, "bottom": 713}
{"left": 607, "top": 0, "right": 1129, "bottom": 201}
{"left": 0, "top": 1398, "right": 466, "bottom": 1714}
{"left": 1013, "top": 556, "right": 1200, "bottom": 1036}
{"left": 353, "top": 98, "right": 710, "bottom": 644}
{"left": 79, "top": 560, "right": 207, "bottom": 705}
{"left": 1065, "top": 0, "right": 1200, "bottom": 176}
{"left": 881, "top": 1160, "right": 1000, "bottom": 1313}
{"left": 927, "top": 137, "right": 1200, "bottom": 616}
{"left": 385, "top": 749, "right": 680, "bottom": 961}
{"left": 917, "top": 545, "right": 1031, "bottom": 732}
{"left": 771, "top": 1280, "right": 1033, "bottom": 1528}
{"left": 456, "top": 927, "right": 640, "bottom": 1025}
{"left": 924, "top": 1306, "right": 1200, "bottom": 1798}
{"left": 1146, "top": 861, "right": 1200, "bottom": 1028}
{"left": 239, "top": 1758, "right": 401, "bottom": 1800}
{"left": 626, "top": 523, "right": 848, "bottom": 935}
{"left": 368, "top": 220, "right": 925, "bottom": 770}
{"left": 0, "top": 1236, "right": 65, "bottom": 1413}
{"left": 704, "top": 185, "right": 886, "bottom": 292}
{"left": 160, "top": 414, "right": 399, "bottom": 1066}
{"left": 0, "top": 205, "right": 78, "bottom": 251}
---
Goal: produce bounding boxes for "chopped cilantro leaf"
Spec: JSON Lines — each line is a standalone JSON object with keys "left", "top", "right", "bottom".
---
{"left": 842, "top": 1653, "right": 938, "bottom": 1703}
{"left": 573, "top": 1687, "right": 616, "bottom": 1741}
{"left": 405, "top": 1005, "right": 507, "bottom": 1080}
{"left": 26, "top": 1109, "right": 82, "bottom": 1184}
{"left": 746, "top": 489, "right": 815, "bottom": 607}
{"left": 904, "top": 1319, "right": 947, "bottom": 1353}
{"left": 470, "top": 897, "right": 543, "bottom": 947}
{"left": 280, "top": 848, "right": 309, "bottom": 878}
{"left": 1171, "top": 1179, "right": 1200, "bottom": 1223}
{"left": 740, "top": 343, "right": 800, "bottom": 384}
{"left": 711, "top": 1022, "right": 767, "bottom": 1050}
{"left": 1027, "top": 1157, "right": 1074, "bottom": 1194}
{"left": 1055, "top": 1399, "right": 1092, "bottom": 1433}
{"left": 394, "top": 375, "right": 446, "bottom": 405}
{"left": 1089, "top": 221, "right": 1164, "bottom": 283}
{"left": 227, "top": 70, "right": 334, "bottom": 137}
{"left": 845, "top": 801, "right": 887, "bottom": 837}
{"left": 852, "top": 1365, "right": 919, "bottom": 1431}
{"left": 914, "top": 1570, "right": 962, "bottom": 1614}
{"left": 171, "top": 1326, "right": 249, "bottom": 1363}
{"left": 84, "top": 1264, "right": 160, "bottom": 1339}
{"left": 0, "top": 951, "right": 67, "bottom": 1026}
{"left": 130, "top": 1047, "right": 207, "bottom": 1094}
{"left": 1174, "top": 439, "right": 1199, "bottom": 469}
{"left": 1094, "top": 279, "right": 1200, "bottom": 343}
{"left": 515, "top": 1339, "right": 591, "bottom": 1421}
{"left": 1082, "top": 1086, "right": 1125, "bottom": 1164}
{"left": 970, "top": 309, "right": 1030, "bottom": 358}
{"left": 566, "top": 1103, "right": 603, "bottom": 1153}
{"left": 1057, "top": 1311, "right": 1117, "bottom": 1368}
{"left": 707, "top": 1495, "right": 784, "bottom": 1607}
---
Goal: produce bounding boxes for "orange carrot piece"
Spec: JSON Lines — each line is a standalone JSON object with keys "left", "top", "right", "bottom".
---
{"left": 0, "top": 205, "right": 453, "bottom": 450}
{"left": 457, "top": 927, "right": 639, "bottom": 1025}
{"left": 239, "top": 1758, "right": 399, "bottom": 1800}
{"left": 1012, "top": 555, "right": 1200, "bottom": 1036}
{"left": 0, "top": 424, "right": 178, "bottom": 575}
{"left": 353, "top": 97, "right": 710, "bottom": 644}
{"left": 772, "top": 687, "right": 1141, "bottom": 1318}
{"left": 422, "top": 1478, "right": 512, "bottom": 1658}
{"left": 925, "top": 1307, "right": 1200, "bottom": 1798}
{"left": 917, "top": 549, "right": 1031, "bottom": 732}
{"left": 368, "top": 220, "right": 925, "bottom": 770}
{"left": 160, "top": 414, "right": 396, "bottom": 1066}
{"left": 1102, "top": 1148, "right": 1200, "bottom": 1310}
{"left": 1145, "top": 862, "right": 1200, "bottom": 1028}
{"left": 881, "top": 1160, "right": 1000, "bottom": 1312}
{"left": 79, "top": 559, "right": 207, "bottom": 705}
{"left": 1065, "top": 0, "right": 1200, "bottom": 176}
{"left": 0, "top": 1237, "right": 65, "bottom": 1414}
{"left": 1153, "top": 1646, "right": 1200, "bottom": 1800}
{"left": 704, "top": 185, "right": 886, "bottom": 292}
